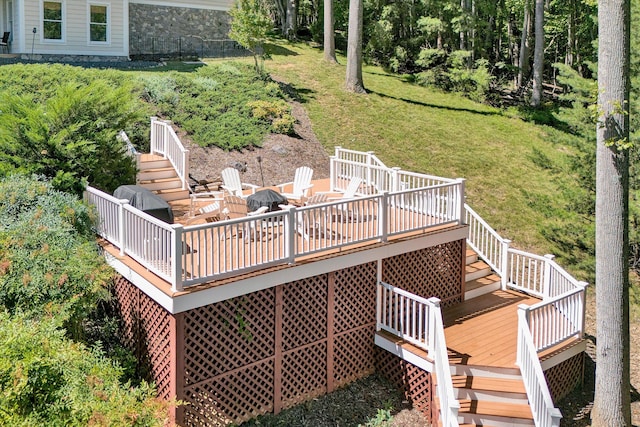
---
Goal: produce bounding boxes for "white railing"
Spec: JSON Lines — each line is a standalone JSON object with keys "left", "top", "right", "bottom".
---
{"left": 520, "top": 286, "right": 587, "bottom": 352}
{"left": 465, "top": 203, "right": 510, "bottom": 288}
{"left": 86, "top": 186, "right": 182, "bottom": 289}
{"left": 150, "top": 117, "right": 189, "bottom": 191}
{"left": 87, "top": 173, "right": 465, "bottom": 289}
{"left": 376, "top": 282, "right": 459, "bottom": 427}
{"left": 517, "top": 307, "right": 563, "bottom": 427}
{"left": 464, "top": 203, "right": 589, "bottom": 427}
{"left": 331, "top": 147, "right": 457, "bottom": 195}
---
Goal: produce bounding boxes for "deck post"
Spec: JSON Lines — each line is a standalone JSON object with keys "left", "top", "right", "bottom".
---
{"left": 284, "top": 208, "right": 296, "bottom": 264}
{"left": 578, "top": 281, "right": 589, "bottom": 336}
{"left": 501, "top": 239, "right": 511, "bottom": 290}
{"left": 548, "top": 407, "right": 562, "bottom": 426}
{"left": 172, "top": 225, "right": 184, "bottom": 292}
{"left": 457, "top": 178, "right": 466, "bottom": 225}
{"left": 427, "top": 297, "right": 440, "bottom": 354}
{"left": 542, "top": 254, "right": 555, "bottom": 299}
{"left": 380, "top": 193, "right": 388, "bottom": 242}
{"left": 150, "top": 116, "right": 158, "bottom": 154}
{"left": 118, "top": 199, "right": 129, "bottom": 256}
{"left": 329, "top": 155, "right": 337, "bottom": 192}
{"left": 366, "top": 151, "right": 375, "bottom": 187}
{"left": 391, "top": 167, "right": 401, "bottom": 193}
{"left": 516, "top": 305, "right": 529, "bottom": 363}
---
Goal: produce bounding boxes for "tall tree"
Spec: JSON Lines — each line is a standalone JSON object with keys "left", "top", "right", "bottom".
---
{"left": 324, "top": 0, "right": 337, "bottom": 63}
{"left": 345, "top": 0, "right": 366, "bottom": 93}
{"left": 286, "top": 0, "right": 297, "bottom": 39}
{"left": 530, "top": 0, "right": 544, "bottom": 105}
{"left": 592, "top": 0, "right": 632, "bottom": 424}
{"left": 517, "top": 0, "right": 532, "bottom": 88}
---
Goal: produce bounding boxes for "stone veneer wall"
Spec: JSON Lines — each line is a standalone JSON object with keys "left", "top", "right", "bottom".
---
{"left": 129, "top": 4, "right": 233, "bottom": 58}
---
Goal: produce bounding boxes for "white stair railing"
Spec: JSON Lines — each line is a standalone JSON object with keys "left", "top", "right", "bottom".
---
{"left": 517, "top": 306, "right": 563, "bottom": 427}
{"left": 376, "top": 282, "right": 459, "bottom": 426}
{"left": 150, "top": 117, "right": 190, "bottom": 191}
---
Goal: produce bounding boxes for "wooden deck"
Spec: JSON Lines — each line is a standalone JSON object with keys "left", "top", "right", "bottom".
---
{"left": 442, "top": 289, "right": 540, "bottom": 368}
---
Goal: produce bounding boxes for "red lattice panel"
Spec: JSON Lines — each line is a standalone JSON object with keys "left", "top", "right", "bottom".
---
{"left": 375, "top": 347, "right": 433, "bottom": 419}
{"left": 382, "top": 240, "right": 463, "bottom": 307}
{"left": 182, "top": 360, "right": 275, "bottom": 427}
{"left": 333, "top": 262, "right": 377, "bottom": 333}
{"left": 111, "top": 276, "right": 139, "bottom": 352}
{"left": 138, "top": 292, "right": 173, "bottom": 400}
{"left": 111, "top": 276, "right": 173, "bottom": 400}
{"left": 282, "top": 275, "right": 328, "bottom": 351}
{"left": 333, "top": 325, "right": 376, "bottom": 388}
{"left": 281, "top": 342, "right": 328, "bottom": 409}
{"left": 183, "top": 288, "right": 276, "bottom": 385}
{"left": 545, "top": 353, "right": 584, "bottom": 403}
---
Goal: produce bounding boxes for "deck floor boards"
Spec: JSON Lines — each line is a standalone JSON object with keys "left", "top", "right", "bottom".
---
{"left": 443, "top": 289, "right": 540, "bottom": 368}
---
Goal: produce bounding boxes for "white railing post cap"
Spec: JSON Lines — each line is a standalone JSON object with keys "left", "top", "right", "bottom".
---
{"left": 544, "top": 253, "right": 556, "bottom": 260}
{"left": 427, "top": 297, "right": 441, "bottom": 306}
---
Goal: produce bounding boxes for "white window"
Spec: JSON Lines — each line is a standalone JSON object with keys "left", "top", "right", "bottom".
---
{"left": 42, "top": 0, "right": 63, "bottom": 41}
{"left": 89, "top": 3, "right": 109, "bottom": 43}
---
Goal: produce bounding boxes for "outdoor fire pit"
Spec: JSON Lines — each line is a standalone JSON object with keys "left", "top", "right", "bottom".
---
{"left": 247, "top": 189, "right": 288, "bottom": 212}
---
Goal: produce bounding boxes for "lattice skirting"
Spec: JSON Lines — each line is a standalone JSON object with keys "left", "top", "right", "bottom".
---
{"left": 111, "top": 240, "right": 464, "bottom": 426}
{"left": 382, "top": 240, "right": 464, "bottom": 307}
{"left": 374, "top": 347, "right": 434, "bottom": 422}
{"left": 545, "top": 353, "right": 584, "bottom": 403}
{"left": 112, "top": 276, "right": 173, "bottom": 400}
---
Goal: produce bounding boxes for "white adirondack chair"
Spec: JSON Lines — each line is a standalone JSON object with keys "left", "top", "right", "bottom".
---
{"left": 276, "top": 166, "right": 314, "bottom": 202}
{"left": 221, "top": 167, "right": 259, "bottom": 198}
{"left": 221, "top": 195, "right": 269, "bottom": 240}
{"left": 321, "top": 176, "right": 363, "bottom": 200}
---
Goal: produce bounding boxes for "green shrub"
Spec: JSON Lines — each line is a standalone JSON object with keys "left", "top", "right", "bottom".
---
{"left": 0, "top": 312, "right": 170, "bottom": 427}
{"left": 0, "top": 175, "right": 111, "bottom": 327}
{"left": 0, "top": 78, "right": 144, "bottom": 194}
{"left": 247, "top": 99, "right": 295, "bottom": 135}
{"left": 148, "top": 63, "right": 294, "bottom": 150}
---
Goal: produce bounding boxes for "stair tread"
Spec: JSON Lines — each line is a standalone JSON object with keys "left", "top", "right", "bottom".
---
{"left": 138, "top": 176, "right": 181, "bottom": 184}
{"left": 458, "top": 399, "right": 533, "bottom": 419}
{"left": 466, "top": 260, "right": 491, "bottom": 273}
{"left": 139, "top": 153, "right": 165, "bottom": 162}
{"left": 465, "top": 274, "right": 501, "bottom": 290}
{"left": 154, "top": 187, "right": 188, "bottom": 194}
{"left": 452, "top": 375, "right": 526, "bottom": 393}
{"left": 138, "top": 166, "right": 176, "bottom": 173}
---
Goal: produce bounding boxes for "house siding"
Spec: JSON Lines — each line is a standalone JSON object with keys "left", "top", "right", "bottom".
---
{"left": 21, "top": 0, "right": 128, "bottom": 57}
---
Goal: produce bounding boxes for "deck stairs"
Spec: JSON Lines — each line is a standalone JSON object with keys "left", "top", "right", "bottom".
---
{"left": 433, "top": 249, "right": 534, "bottom": 426}
{"left": 137, "top": 154, "right": 189, "bottom": 202}
{"left": 435, "top": 363, "right": 534, "bottom": 427}
{"left": 378, "top": 249, "right": 536, "bottom": 426}
{"left": 464, "top": 248, "right": 501, "bottom": 300}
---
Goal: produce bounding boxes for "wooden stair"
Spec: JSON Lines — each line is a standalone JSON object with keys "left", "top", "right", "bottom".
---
{"left": 464, "top": 248, "right": 501, "bottom": 300}
{"left": 437, "top": 364, "right": 534, "bottom": 427}
{"left": 137, "top": 154, "right": 189, "bottom": 202}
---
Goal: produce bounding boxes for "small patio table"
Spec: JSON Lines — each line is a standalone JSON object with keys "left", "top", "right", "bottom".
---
{"left": 246, "top": 189, "right": 288, "bottom": 212}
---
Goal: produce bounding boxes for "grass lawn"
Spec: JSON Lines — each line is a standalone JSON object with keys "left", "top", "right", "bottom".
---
{"left": 228, "top": 42, "right": 586, "bottom": 271}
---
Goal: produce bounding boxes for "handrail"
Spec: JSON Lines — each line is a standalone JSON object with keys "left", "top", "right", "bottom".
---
{"left": 517, "top": 306, "right": 563, "bottom": 427}
{"left": 375, "top": 282, "right": 459, "bottom": 426}
{"left": 465, "top": 203, "right": 510, "bottom": 287}
{"left": 150, "top": 117, "right": 189, "bottom": 191}
{"left": 520, "top": 286, "right": 587, "bottom": 352}
{"left": 432, "top": 301, "right": 460, "bottom": 427}
{"left": 87, "top": 177, "right": 465, "bottom": 289}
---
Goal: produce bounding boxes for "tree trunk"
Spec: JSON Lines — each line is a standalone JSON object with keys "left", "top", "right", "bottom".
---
{"left": 517, "top": 0, "right": 531, "bottom": 88}
{"left": 592, "top": 0, "right": 631, "bottom": 425}
{"left": 286, "top": 0, "right": 297, "bottom": 39}
{"left": 345, "top": 0, "right": 365, "bottom": 93}
{"left": 323, "top": 0, "right": 337, "bottom": 63}
{"left": 530, "top": 0, "right": 544, "bottom": 106}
